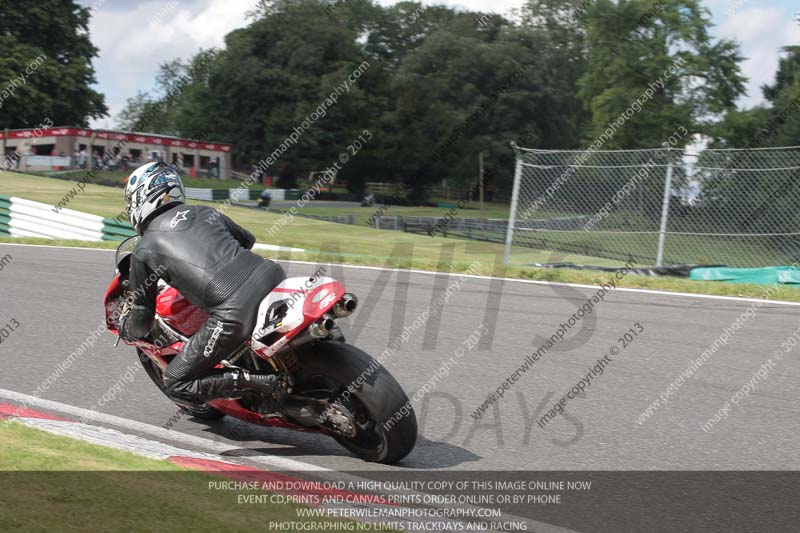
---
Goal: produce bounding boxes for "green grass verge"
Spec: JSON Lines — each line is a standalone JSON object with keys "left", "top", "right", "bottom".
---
{"left": 55, "top": 169, "right": 265, "bottom": 190}
{"left": 515, "top": 227, "right": 794, "bottom": 267}
{"left": 3, "top": 170, "right": 800, "bottom": 302}
{"left": 0, "top": 171, "right": 621, "bottom": 267}
{"left": 0, "top": 421, "right": 393, "bottom": 532}
{"left": 286, "top": 202, "right": 513, "bottom": 224}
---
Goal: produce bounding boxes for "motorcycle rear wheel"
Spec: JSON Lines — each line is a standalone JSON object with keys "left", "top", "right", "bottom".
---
{"left": 137, "top": 349, "right": 226, "bottom": 421}
{"left": 293, "top": 341, "right": 417, "bottom": 464}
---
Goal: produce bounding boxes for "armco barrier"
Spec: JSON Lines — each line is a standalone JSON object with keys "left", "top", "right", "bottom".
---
{"left": 0, "top": 194, "right": 135, "bottom": 241}
{"left": 187, "top": 187, "right": 273, "bottom": 202}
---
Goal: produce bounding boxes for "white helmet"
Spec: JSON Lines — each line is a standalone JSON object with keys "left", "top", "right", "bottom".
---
{"left": 124, "top": 162, "right": 186, "bottom": 233}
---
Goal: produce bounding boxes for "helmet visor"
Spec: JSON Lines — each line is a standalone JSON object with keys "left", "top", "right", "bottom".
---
{"left": 147, "top": 165, "right": 184, "bottom": 196}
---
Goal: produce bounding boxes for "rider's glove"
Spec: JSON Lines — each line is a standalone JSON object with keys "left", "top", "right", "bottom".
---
{"left": 118, "top": 313, "right": 135, "bottom": 342}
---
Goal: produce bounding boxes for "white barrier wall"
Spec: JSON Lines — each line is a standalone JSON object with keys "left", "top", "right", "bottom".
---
{"left": 0, "top": 194, "right": 304, "bottom": 252}
{"left": 228, "top": 188, "right": 249, "bottom": 202}
{"left": 25, "top": 156, "right": 72, "bottom": 169}
{"left": 184, "top": 188, "right": 215, "bottom": 201}
{"left": 186, "top": 187, "right": 289, "bottom": 202}
{"left": 6, "top": 197, "right": 105, "bottom": 241}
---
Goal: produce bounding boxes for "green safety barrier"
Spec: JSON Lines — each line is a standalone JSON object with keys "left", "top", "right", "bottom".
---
{"left": 189, "top": 188, "right": 267, "bottom": 202}
{"left": 0, "top": 195, "right": 11, "bottom": 235}
{"left": 0, "top": 198, "right": 9, "bottom": 235}
{"left": 102, "top": 217, "right": 138, "bottom": 241}
{"left": 211, "top": 189, "right": 229, "bottom": 201}
{"left": 690, "top": 266, "right": 800, "bottom": 286}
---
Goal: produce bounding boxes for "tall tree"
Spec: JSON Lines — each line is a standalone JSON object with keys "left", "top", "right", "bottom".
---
{"left": 125, "top": 0, "right": 752, "bottom": 202}
{"left": 578, "top": 0, "right": 745, "bottom": 149}
{"left": 0, "top": 0, "right": 107, "bottom": 128}
{"left": 699, "top": 46, "right": 800, "bottom": 241}
{"left": 763, "top": 46, "right": 800, "bottom": 105}
{"left": 712, "top": 46, "right": 800, "bottom": 148}
{"left": 177, "top": 0, "right": 373, "bottom": 173}
{"left": 517, "top": 0, "right": 591, "bottom": 148}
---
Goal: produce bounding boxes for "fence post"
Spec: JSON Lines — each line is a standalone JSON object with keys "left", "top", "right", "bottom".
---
{"left": 656, "top": 157, "right": 674, "bottom": 267}
{"left": 503, "top": 146, "right": 523, "bottom": 265}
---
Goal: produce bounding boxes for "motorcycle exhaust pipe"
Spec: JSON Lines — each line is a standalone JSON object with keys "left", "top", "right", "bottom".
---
{"left": 333, "top": 293, "right": 358, "bottom": 318}
{"left": 309, "top": 314, "right": 336, "bottom": 338}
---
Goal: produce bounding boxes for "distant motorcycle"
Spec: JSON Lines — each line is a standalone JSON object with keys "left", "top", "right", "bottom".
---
{"left": 361, "top": 193, "right": 375, "bottom": 207}
{"left": 104, "top": 237, "right": 417, "bottom": 464}
{"left": 257, "top": 190, "right": 271, "bottom": 208}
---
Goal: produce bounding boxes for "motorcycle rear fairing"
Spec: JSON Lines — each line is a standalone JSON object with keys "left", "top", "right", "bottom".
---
{"left": 251, "top": 276, "right": 345, "bottom": 357}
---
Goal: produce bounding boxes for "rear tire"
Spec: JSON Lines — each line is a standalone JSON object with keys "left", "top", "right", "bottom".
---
{"left": 293, "top": 341, "right": 417, "bottom": 464}
{"left": 137, "top": 349, "right": 225, "bottom": 421}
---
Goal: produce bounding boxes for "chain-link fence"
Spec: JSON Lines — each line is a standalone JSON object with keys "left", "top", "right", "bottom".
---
{"left": 503, "top": 144, "right": 800, "bottom": 267}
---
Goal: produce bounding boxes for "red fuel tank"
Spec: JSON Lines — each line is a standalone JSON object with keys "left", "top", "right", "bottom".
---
{"left": 156, "top": 287, "right": 209, "bottom": 336}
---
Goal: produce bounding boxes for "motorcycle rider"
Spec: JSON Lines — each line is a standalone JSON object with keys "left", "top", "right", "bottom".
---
{"left": 119, "top": 162, "right": 289, "bottom": 408}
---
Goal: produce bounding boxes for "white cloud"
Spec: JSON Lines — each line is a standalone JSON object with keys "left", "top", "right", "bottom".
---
{"left": 716, "top": 6, "right": 800, "bottom": 108}
{"left": 87, "top": 0, "right": 257, "bottom": 127}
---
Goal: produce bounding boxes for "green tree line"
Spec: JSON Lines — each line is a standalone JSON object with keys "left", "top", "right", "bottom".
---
{"left": 113, "top": 0, "right": 750, "bottom": 197}
{"left": 6, "top": 0, "right": 798, "bottom": 207}
{"left": 693, "top": 44, "right": 800, "bottom": 241}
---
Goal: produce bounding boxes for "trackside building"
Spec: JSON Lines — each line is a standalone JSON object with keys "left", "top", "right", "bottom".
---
{"left": 0, "top": 126, "right": 233, "bottom": 178}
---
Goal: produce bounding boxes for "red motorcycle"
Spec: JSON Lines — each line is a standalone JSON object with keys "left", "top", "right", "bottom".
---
{"left": 104, "top": 237, "right": 417, "bottom": 464}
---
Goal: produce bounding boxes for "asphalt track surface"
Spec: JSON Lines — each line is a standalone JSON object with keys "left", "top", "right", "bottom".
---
{"left": 3, "top": 241, "right": 799, "bottom": 469}
{"left": 2, "top": 243, "right": 800, "bottom": 530}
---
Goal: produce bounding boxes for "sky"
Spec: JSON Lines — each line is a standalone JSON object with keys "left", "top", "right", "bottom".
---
{"left": 77, "top": 0, "right": 800, "bottom": 130}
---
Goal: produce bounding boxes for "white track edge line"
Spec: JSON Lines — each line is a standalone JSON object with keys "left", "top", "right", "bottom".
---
{"left": 2, "top": 241, "right": 798, "bottom": 306}
{"left": 0, "top": 387, "right": 328, "bottom": 472}
{"left": 16, "top": 417, "right": 227, "bottom": 462}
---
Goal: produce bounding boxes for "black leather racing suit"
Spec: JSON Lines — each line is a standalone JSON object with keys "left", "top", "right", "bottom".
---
{"left": 123, "top": 204, "right": 286, "bottom": 406}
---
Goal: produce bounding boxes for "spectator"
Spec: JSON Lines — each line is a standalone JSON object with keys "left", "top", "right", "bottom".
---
{"left": 78, "top": 148, "right": 87, "bottom": 169}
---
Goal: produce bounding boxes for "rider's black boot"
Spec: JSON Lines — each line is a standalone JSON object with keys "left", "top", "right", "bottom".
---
{"left": 166, "top": 369, "right": 292, "bottom": 406}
